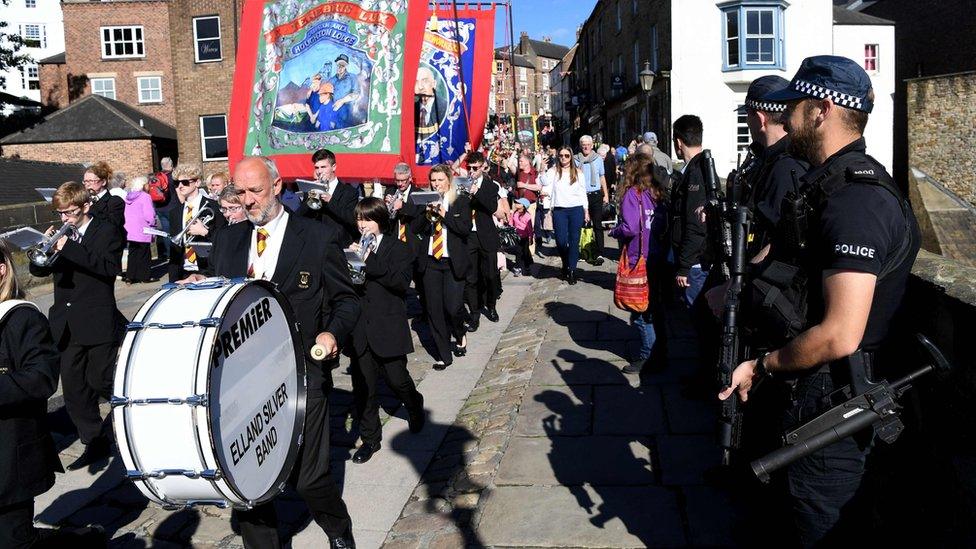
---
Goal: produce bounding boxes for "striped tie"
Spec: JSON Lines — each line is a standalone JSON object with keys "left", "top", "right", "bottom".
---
{"left": 184, "top": 205, "right": 196, "bottom": 264}
{"left": 256, "top": 228, "right": 269, "bottom": 256}
{"left": 431, "top": 220, "right": 444, "bottom": 259}
{"left": 398, "top": 221, "right": 407, "bottom": 242}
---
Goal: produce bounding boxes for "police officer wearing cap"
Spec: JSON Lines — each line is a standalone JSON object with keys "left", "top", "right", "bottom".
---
{"left": 718, "top": 55, "right": 921, "bottom": 546}
{"left": 738, "top": 75, "right": 809, "bottom": 261}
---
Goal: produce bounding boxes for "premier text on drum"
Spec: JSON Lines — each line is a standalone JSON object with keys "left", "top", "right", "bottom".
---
{"left": 214, "top": 298, "right": 275, "bottom": 362}
{"left": 230, "top": 382, "right": 289, "bottom": 467}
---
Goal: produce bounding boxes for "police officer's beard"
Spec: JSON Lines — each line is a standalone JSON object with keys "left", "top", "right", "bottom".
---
{"left": 788, "top": 105, "right": 822, "bottom": 163}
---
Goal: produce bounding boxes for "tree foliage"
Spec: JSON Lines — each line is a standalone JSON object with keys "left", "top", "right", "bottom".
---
{"left": 0, "top": 0, "right": 32, "bottom": 94}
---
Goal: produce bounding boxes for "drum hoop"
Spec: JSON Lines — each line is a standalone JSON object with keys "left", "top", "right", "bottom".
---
{"left": 115, "top": 285, "right": 181, "bottom": 506}
{"left": 204, "top": 279, "right": 308, "bottom": 507}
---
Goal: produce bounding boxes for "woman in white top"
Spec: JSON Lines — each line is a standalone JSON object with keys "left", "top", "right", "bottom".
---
{"left": 541, "top": 146, "right": 589, "bottom": 284}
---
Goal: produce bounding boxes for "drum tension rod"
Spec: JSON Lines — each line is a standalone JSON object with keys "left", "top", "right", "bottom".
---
{"left": 110, "top": 395, "right": 209, "bottom": 407}
{"left": 162, "top": 500, "right": 230, "bottom": 511}
{"left": 127, "top": 468, "right": 223, "bottom": 481}
{"left": 126, "top": 318, "right": 222, "bottom": 330}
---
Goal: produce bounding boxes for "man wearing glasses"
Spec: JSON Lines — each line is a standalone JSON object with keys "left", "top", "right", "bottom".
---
{"left": 462, "top": 151, "right": 502, "bottom": 331}
{"left": 166, "top": 164, "right": 225, "bottom": 282}
{"left": 218, "top": 185, "right": 247, "bottom": 224}
{"left": 29, "top": 181, "right": 127, "bottom": 470}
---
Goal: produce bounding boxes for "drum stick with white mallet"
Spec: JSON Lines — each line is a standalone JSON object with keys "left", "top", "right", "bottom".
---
{"left": 310, "top": 344, "right": 328, "bottom": 361}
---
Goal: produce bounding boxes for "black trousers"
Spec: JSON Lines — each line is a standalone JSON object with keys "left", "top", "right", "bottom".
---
{"left": 464, "top": 232, "right": 499, "bottom": 318}
{"left": 0, "top": 501, "right": 36, "bottom": 549}
{"left": 234, "top": 393, "right": 351, "bottom": 547}
{"left": 514, "top": 237, "right": 533, "bottom": 271}
{"left": 586, "top": 191, "right": 605, "bottom": 257}
{"left": 351, "top": 348, "right": 422, "bottom": 446}
{"left": 126, "top": 241, "right": 152, "bottom": 282}
{"left": 59, "top": 333, "right": 116, "bottom": 445}
{"left": 423, "top": 258, "right": 466, "bottom": 365}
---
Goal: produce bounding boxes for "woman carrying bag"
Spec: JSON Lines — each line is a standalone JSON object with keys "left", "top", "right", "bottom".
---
{"left": 610, "top": 153, "right": 670, "bottom": 375}
{"left": 541, "top": 146, "right": 589, "bottom": 284}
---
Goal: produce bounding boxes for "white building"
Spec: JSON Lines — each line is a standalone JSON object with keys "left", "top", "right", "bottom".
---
{"left": 0, "top": 0, "right": 65, "bottom": 114}
{"left": 669, "top": 1, "right": 895, "bottom": 174}
{"left": 571, "top": 1, "right": 894, "bottom": 175}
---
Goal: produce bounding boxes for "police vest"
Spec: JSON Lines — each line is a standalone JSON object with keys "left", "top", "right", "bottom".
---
{"left": 743, "top": 152, "right": 916, "bottom": 349}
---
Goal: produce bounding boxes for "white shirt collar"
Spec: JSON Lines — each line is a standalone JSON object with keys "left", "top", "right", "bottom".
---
{"left": 77, "top": 216, "right": 92, "bottom": 236}
{"left": 255, "top": 203, "right": 287, "bottom": 233}
{"left": 95, "top": 189, "right": 107, "bottom": 201}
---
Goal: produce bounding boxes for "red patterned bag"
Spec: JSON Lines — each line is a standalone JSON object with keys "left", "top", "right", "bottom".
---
{"left": 613, "top": 194, "right": 649, "bottom": 312}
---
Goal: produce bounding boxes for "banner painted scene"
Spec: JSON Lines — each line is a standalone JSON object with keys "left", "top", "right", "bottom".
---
{"left": 230, "top": 0, "right": 426, "bottom": 179}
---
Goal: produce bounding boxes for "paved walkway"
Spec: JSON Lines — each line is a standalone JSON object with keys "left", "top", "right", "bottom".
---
{"left": 30, "top": 243, "right": 739, "bottom": 547}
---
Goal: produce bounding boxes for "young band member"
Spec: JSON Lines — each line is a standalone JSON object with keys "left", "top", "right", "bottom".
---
{"left": 299, "top": 148, "right": 360, "bottom": 247}
{"left": 347, "top": 198, "right": 425, "bottom": 464}
{"left": 167, "top": 163, "right": 225, "bottom": 282}
{"left": 462, "top": 151, "right": 502, "bottom": 332}
{"left": 217, "top": 185, "right": 247, "bottom": 225}
{"left": 29, "top": 181, "right": 126, "bottom": 471}
{"left": 411, "top": 164, "right": 472, "bottom": 370}
{"left": 1, "top": 242, "right": 108, "bottom": 547}
{"left": 183, "top": 157, "right": 359, "bottom": 549}
{"left": 83, "top": 160, "right": 125, "bottom": 237}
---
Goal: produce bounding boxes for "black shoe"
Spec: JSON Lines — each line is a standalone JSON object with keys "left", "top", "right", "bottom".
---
{"left": 452, "top": 336, "right": 467, "bottom": 357}
{"left": 330, "top": 531, "right": 357, "bottom": 549}
{"left": 465, "top": 317, "right": 480, "bottom": 333}
{"left": 433, "top": 360, "right": 449, "bottom": 371}
{"left": 408, "top": 394, "right": 426, "bottom": 433}
{"left": 66, "top": 438, "right": 112, "bottom": 471}
{"left": 587, "top": 257, "right": 605, "bottom": 266}
{"left": 483, "top": 307, "right": 499, "bottom": 323}
{"left": 535, "top": 250, "right": 545, "bottom": 259}
{"left": 566, "top": 270, "right": 578, "bottom": 285}
{"left": 352, "top": 442, "right": 380, "bottom": 464}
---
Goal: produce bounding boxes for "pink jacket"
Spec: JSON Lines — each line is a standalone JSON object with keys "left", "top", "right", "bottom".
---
{"left": 511, "top": 210, "right": 533, "bottom": 239}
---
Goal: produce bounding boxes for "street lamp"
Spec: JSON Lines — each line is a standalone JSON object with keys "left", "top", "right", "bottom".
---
{"left": 639, "top": 61, "right": 656, "bottom": 93}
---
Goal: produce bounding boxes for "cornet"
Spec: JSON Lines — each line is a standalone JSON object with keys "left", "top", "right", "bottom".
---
{"left": 346, "top": 233, "right": 375, "bottom": 285}
{"left": 28, "top": 223, "right": 79, "bottom": 267}
{"left": 387, "top": 189, "right": 403, "bottom": 217}
{"left": 171, "top": 206, "right": 215, "bottom": 247}
{"left": 305, "top": 189, "right": 325, "bottom": 210}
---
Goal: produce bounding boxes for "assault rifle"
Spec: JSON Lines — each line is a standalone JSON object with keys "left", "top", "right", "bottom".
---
{"left": 702, "top": 150, "right": 733, "bottom": 280}
{"left": 751, "top": 334, "right": 952, "bottom": 482}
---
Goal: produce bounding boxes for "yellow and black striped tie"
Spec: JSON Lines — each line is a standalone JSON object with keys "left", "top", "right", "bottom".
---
{"left": 183, "top": 205, "right": 196, "bottom": 264}
{"left": 398, "top": 221, "right": 407, "bottom": 243}
{"left": 431, "top": 220, "right": 444, "bottom": 259}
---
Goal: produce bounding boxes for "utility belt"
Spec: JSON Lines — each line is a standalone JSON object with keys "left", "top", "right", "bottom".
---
{"left": 771, "top": 349, "right": 877, "bottom": 403}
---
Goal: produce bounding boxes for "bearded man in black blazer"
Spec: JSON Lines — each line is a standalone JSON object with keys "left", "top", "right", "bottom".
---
{"left": 462, "top": 151, "right": 502, "bottom": 331}
{"left": 30, "top": 181, "right": 126, "bottom": 471}
{"left": 298, "top": 148, "right": 360, "bottom": 247}
{"left": 183, "top": 156, "right": 359, "bottom": 549}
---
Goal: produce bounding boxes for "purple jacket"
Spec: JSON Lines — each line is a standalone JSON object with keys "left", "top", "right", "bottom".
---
{"left": 610, "top": 188, "right": 666, "bottom": 268}
{"left": 124, "top": 190, "right": 156, "bottom": 243}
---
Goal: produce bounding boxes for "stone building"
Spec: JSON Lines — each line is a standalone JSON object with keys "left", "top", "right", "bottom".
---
{"left": 36, "top": 0, "right": 238, "bottom": 173}
{"left": 568, "top": 0, "right": 894, "bottom": 175}
{"left": 0, "top": 94, "right": 177, "bottom": 178}
{"left": 491, "top": 33, "right": 570, "bottom": 118}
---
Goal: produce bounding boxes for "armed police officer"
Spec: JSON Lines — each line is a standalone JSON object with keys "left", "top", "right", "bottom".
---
{"left": 718, "top": 56, "right": 921, "bottom": 546}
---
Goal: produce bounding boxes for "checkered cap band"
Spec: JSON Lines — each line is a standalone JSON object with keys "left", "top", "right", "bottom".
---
{"left": 745, "top": 99, "right": 786, "bottom": 113}
{"left": 792, "top": 79, "right": 866, "bottom": 111}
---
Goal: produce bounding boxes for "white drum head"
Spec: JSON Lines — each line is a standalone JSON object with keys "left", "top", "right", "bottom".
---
{"left": 209, "top": 281, "right": 305, "bottom": 504}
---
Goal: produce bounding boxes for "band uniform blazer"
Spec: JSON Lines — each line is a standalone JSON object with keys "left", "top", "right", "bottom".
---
{"left": 207, "top": 213, "right": 360, "bottom": 396}
{"left": 386, "top": 185, "right": 423, "bottom": 258}
{"left": 90, "top": 192, "right": 126, "bottom": 237}
{"left": 297, "top": 181, "right": 360, "bottom": 248}
{"left": 470, "top": 177, "right": 501, "bottom": 252}
{"left": 29, "top": 216, "right": 126, "bottom": 346}
{"left": 410, "top": 194, "right": 473, "bottom": 280}
{"left": 349, "top": 236, "right": 415, "bottom": 358}
{"left": 0, "top": 305, "right": 63, "bottom": 506}
{"left": 167, "top": 196, "right": 226, "bottom": 282}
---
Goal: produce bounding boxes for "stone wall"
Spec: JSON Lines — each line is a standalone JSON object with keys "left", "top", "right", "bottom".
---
{"left": 2, "top": 139, "right": 155, "bottom": 180}
{"left": 907, "top": 72, "right": 976, "bottom": 208}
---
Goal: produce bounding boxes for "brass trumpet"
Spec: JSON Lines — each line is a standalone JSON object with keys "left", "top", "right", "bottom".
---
{"left": 386, "top": 189, "right": 403, "bottom": 217}
{"left": 28, "top": 222, "right": 79, "bottom": 267}
{"left": 305, "top": 189, "right": 325, "bottom": 210}
{"left": 171, "top": 206, "right": 215, "bottom": 247}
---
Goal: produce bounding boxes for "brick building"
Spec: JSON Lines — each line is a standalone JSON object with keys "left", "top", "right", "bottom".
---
{"left": 491, "top": 33, "right": 570, "bottom": 117}
{"left": 0, "top": 94, "right": 177, "bottom": 178}
{"left": 36, "top": 0, "right": 238, "bottom": 173}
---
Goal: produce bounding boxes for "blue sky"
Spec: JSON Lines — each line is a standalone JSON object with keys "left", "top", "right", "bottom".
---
{"left": 492, "top": 0, "right": 596, "bottom": 48}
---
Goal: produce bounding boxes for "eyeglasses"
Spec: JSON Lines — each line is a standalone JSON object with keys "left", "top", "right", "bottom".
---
{"left": 219, "top": 205, "right": 243, "bottom": 214}
{"left": 176, "top": 179, "right": 197, "bottom": 187}
{"left": 55, "top": 208, "right": 82, "bottom": 217}
{"left": 468, "top": 164, "right": 484, "bottom": 170}
{"left": 82, "top": 178, "right": 101, "bottom": 184}
{"left": 559, "top": 153, "right": 572, "bottom": 158}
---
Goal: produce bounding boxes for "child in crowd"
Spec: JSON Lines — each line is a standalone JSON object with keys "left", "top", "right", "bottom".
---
{"left": 511, "top": 198, "right": 534, "bottom": 276}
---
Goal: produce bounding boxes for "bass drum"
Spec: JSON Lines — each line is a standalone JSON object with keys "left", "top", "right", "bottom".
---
{"left": 112, "top": 278, "right": 306, "bottom": 510}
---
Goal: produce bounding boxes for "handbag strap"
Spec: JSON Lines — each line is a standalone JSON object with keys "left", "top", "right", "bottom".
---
{"left": 636, "top": 190, "right": 644, "bottom": 260}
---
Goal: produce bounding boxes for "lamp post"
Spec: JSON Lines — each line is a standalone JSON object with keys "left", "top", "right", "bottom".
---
{"left": 639, "top": 60, "right": 655, "bottom": 93}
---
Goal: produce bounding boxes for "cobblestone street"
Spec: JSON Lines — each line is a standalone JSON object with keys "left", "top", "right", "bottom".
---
{"left": 30, "top": 240, "right": 738, "bottom": 547}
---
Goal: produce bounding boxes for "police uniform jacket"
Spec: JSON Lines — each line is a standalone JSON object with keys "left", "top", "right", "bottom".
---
{"left": 349, "top": 235, "right": 415, "bottom": 358}
{"left": 669, "top": 151, "right": 708, "bottom": 276}
{"left": 207, "top": 212, "right": 360, "bottom": 396}
{"left": 748, "top": 136, "right": 808, "bottom": 254}
{"left": 0, "top": 305, "right": 63, "bottom": 506}
{"left": 29, "top": 216, "right": 126, "bottom": 346}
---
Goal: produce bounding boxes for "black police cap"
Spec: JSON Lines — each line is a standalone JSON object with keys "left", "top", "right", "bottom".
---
{"left": 735, "top": 75, "right": 790, "bottom": 114}
{"left": 763, "top": 55, "right": 874, "bottom": 113}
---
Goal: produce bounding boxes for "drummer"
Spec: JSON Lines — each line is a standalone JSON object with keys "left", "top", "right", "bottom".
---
{"left": 181, "top": 156, "right": 360, "bottom": 548}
